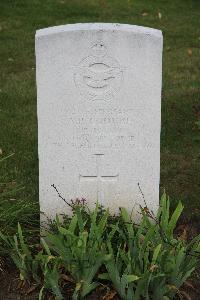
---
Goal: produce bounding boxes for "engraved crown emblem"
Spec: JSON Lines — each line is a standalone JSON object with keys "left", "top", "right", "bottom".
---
{"left": 91, "top": 41, "right": 107, "bottom": 57}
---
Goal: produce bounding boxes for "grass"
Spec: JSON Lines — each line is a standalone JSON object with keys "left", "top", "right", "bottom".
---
{"left": 0, "top": 0, "right": 200, "bottom": 233}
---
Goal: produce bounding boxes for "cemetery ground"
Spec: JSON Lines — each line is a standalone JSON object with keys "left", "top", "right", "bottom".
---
{"left": 0, "top": 0, "right": 200, "bottom": 299}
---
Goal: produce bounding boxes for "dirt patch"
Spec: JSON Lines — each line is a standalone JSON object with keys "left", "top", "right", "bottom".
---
{"left": 1, "top": 265, "right": 200, "bottom": 300}
{"left": 0, "top": 263, "right": 119, "bottom": 300}
{"left": 0, "top": 260, "right": 38, "bottom": 300}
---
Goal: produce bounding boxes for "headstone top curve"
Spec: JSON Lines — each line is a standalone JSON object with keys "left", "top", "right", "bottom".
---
{"left": 35, "top": 23, "right": 162, "bottom": 39}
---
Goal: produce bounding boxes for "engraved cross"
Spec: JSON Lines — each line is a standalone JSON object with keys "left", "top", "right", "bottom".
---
{"left": 79, "top": 154, "right": 119, "bottom": 201}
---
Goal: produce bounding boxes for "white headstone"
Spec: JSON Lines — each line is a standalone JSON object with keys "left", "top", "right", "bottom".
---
{"left": 36, "top": 23, "right": 163, "bottom": 221}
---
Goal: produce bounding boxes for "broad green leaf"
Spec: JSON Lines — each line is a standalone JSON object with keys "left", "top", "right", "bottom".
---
{"left": 17, "top": 223, "right": 30, "bottom": 256}
{"left": 126, "top": 274, "right": 140, "bottom": 282}
{"left": 160, "top": 192, "right": 170, "bottom": 232}
{"left": 167, "top": 202, "right": 184, "bottom": 237}
{"left": 69, "top": 214, "right": 78, "bottom": 233}
{"left": 152, "top": 244, "right": 162, "bottom": 264}
{"left": 75, "top": 206, "right": 84, "bottom": 232}
{"left": 41, "top": 238, "right": 51, "bottom": 256}
{"left": 97, "top": 208, "right": 109, "bottom": 237}
{"left": 120, "top": 207, "right": 133, "bottom": 235}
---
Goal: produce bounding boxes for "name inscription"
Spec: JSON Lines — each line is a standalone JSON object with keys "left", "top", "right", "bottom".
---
{"left": 66, "top": 108, "right": 135, "bottom": 150}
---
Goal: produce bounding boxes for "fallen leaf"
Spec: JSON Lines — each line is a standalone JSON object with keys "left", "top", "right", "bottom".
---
{"left": 8, "top": 57, "right": 14, "bottom": 62}
{"left": 184, "top": 281, "right": 198, "bottom": 292}
{"left": 26, "top": 284, "right": 39, "bottom": 295}
{"left": 0, "top": 149, "right": 2, "bottom": 155}
{"left": 158, "top": 12, "right": 162, "bottom": 19}
{"left": 142, "top": 12, "right": 148, "bottom": 16}
{"left": 179, "top": 228, "right": 187, "bottom": 241}
{"left": 180, "top": 290, "right": 192, "bottom": 300}
{"left": 60, "top": 274, "right": 74, "bottom": 283}
{"left": 17, "top": 280, "right": 24, "bottom": 289}
{"left": 187, "top": 48, "right": 192, "bottom": 56}
{"left": 103, "top": 290, "right": 117, "bottom": 300}
{"left": 150, "top": 264, "right": 158, "bottom": 272}
{"left": 176, "top": 224, "right": 189, "bottom": 241}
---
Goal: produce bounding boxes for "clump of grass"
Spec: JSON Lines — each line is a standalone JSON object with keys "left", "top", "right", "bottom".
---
{"left": 0, "top": 194, "right": 39, "bottom": 235}
{"left": 0, "top": 155, "right": 39, "bottom": 238}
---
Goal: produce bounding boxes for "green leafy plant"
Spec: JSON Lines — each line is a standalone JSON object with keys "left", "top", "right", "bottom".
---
{"left": 37, "top": 241, "right": 64, "bottom": 300}
{"left": 44, "top": 203, "right": 109, "bottom": 299}
{"left": 101, "top": 193, "right": 200, "bottom": 300}
{"left": 0, "top": 223, "right": 40, "bottom": 282}
{"left": 0, "top": 194, "right": 200, "bottom": 300}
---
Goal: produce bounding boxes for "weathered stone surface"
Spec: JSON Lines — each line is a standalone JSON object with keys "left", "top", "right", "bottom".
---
{"left": 35, "top": 23, "right": 163, "bottom": 221}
